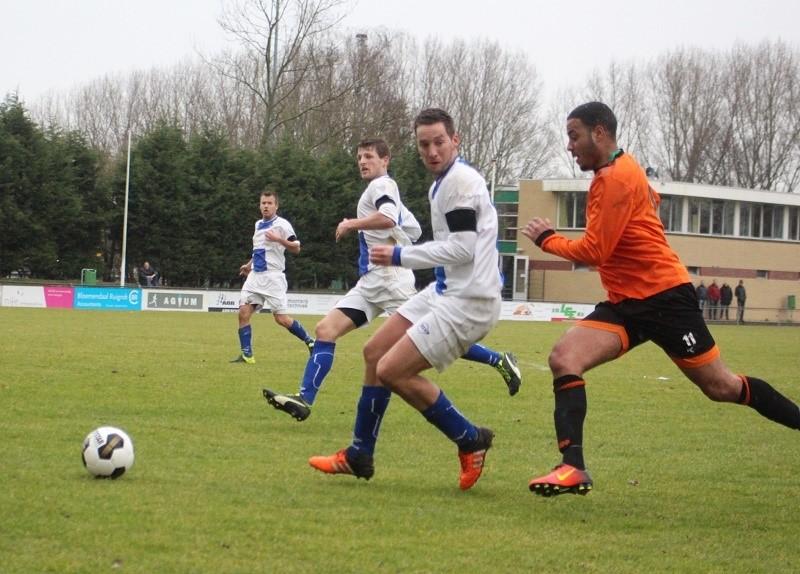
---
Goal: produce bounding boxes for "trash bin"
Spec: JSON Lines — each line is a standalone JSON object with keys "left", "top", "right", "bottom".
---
{"left": 81, "top": 268, "right": 97, "bottom": 285}
{"left": 788, "top": 295, "right": 796, "bottom": 310}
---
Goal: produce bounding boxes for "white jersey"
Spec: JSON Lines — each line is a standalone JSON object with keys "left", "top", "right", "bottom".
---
{"left": 397, "top": 158, "right": 502, "bottom": 299}
{"left": 356, "top": 175, "right": 422, "bottom": 277}
{"left": 251, "top": 215, "right": 297, "bottom": 273}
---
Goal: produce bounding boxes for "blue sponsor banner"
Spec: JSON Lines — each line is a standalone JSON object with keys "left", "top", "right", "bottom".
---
{"left": 74, "top": 287, "right": 142, "bottom": 310}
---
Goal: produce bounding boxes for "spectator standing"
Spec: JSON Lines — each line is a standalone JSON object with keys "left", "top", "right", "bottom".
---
{"left": 735, "top": 280, "right": 747, "bottom": 324}
{"left": 707, "top": 280, "right": 721, "bottom": 320}
{"left": 696, "top": 281, "right": 708, "bottom": 316}
{"left": 720, "top": 283, "right": 733, "bottom": 320}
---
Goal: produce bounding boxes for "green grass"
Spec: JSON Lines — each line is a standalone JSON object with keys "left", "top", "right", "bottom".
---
{"left": 1, "top": 308, "right": 799, "bottom": 573}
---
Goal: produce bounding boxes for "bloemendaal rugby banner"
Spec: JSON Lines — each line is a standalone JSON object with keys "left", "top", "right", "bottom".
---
{"left": 74, "top": 287, "right": 142, "bottom": 310}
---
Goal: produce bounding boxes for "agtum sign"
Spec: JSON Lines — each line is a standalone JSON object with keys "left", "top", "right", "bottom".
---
{"left": 144, "top": 291, "right": 204, "bottom": 311}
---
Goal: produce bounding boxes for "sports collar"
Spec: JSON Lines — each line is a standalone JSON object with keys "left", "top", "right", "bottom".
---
{"left": 432, "top": 157, "right": 461, "bottom": 198}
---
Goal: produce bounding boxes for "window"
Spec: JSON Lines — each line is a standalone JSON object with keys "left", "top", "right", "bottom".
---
{"left": 711, "top": 199, "right": 735, "bottom": 235}
{"left": 495, "top": 202, "right": 518, "bottom": 241}
{"left": 756, "top": 269, "right": 769, "bottom": 279}
{"left": 763, "top": 205, "right": 783, "bottom": 238}
{"left": 689, "top": 198, "right": 711, "bottom": 234}
{"left": 740, "top": 203, "right": 762, "bottom": 237}
{"left": 741, "top": 203, "right": 784, "bottom": 239}
{"left": 790, "top": 207, "right": 799, "bottom": 241}
{"left": 557, "top": 191, "right": 587, "bottom": 228}
{"left": 658, "top": 194, "right": 682, "bottom": 232}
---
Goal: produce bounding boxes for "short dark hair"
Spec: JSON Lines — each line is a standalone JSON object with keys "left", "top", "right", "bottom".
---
{"left": 261, "top": 188, "right": 279, "bottom": 203}
{"left": 357, "top": 138, "right": 390, "bottom": 159}
{"left": 567, "top": 102, "right": 617, "bottom": 139}
{"left": 414, "top": 108, "right": 456, "bottom": 136}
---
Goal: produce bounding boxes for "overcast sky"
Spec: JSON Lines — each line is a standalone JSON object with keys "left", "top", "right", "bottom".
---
{"left": 2, "top": 0, "right": 798, "bottom": 105}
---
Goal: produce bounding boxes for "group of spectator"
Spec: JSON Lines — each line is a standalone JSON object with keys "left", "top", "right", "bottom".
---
{"left": 696, "top": 279, "right": 746, "bottom": 323}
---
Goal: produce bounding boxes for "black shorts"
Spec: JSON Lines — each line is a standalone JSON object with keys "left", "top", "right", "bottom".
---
{"left": 579, "top": 283, "right": 719, "bottom": 368}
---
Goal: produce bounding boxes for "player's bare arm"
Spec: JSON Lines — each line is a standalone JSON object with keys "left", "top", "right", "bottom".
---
{"left": 336, "top": 212, "right": 395, "bottom": 242}
{"left": 239, "top": 259, "right": 252, "bottom": 276}
{"left": 265, "top": 229, "right": 301, "bottom": 254}
{"left": 521, "top": 217, "right": 553, "bottom": 245}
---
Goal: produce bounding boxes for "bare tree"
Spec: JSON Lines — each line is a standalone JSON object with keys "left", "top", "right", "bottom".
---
{"left": 272, "top": 29, "right": 412, "bottom": 153}
{"left": 725, "top": 40, "right": 800, "bottom": 191}
{"left": 414, "top": 38, "right": 553, "bottom": 182}
{"left": 648, "top": 48, "right": 733, "bottom": 184}
{"left": 584, "top": 61, "right": 652, "bottom": 167}
{"left": 212, "top": 0, "right": 355, "bottom": 146}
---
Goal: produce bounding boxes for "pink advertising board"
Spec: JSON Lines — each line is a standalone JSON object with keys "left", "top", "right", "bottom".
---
{"left": 44, "top": 286, "right": 74, "bottom": 308}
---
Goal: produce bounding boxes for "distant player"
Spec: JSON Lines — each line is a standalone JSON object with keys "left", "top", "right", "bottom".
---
{"left": 522, "top": 101, "right": 800, "bottom": 497}
{"left": 303, "top": 110, "right": 506, "bottom": 490}
{"left": 263, "top": 138, "right": 522, "bottom": 421}
{"left": 231, "top": 189, "right": 314, "bottom": 364}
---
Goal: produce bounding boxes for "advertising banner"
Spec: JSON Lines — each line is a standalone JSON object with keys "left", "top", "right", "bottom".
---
{"left": 205, "top": 290, "right": 340, "bottom": 315}
{"left": 206, "top": 290, "right": 241, "bottom": 312}
{"left": 500, "top": 301, "right": 596, "bottom": 322}
{"left": 44, "top": 286, "right": 74, "bottom": 308}
{"left": 144, "top": 290, "right": 205, "bottom": 311}
{"left": 286, "top": 293, "right": 341, "bottom": 315}
{"left": 74, "top": 287, "right": 142, "bottom": 310}
{"left": 1, "top": 285, "right": 45, "bottom": 308}
{"left": 549, "top": 302, "right": 596, "bottom": 321}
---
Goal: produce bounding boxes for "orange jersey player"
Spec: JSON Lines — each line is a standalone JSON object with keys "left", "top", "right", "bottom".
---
{"left": 521, "top": 101, "right": 800, "bottom": 497}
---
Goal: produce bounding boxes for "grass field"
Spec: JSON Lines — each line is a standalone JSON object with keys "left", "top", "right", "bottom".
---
{"left": 1, "top": 307, "right": 799, "bottom": 573}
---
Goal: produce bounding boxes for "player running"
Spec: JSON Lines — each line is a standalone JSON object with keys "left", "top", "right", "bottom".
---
{"left": 263, "top": 138, "right": 522, "bottom": 422}
{"left": 304, "top": 110, "right": 507, "bottom": 490}
{"left": 522, "top": 102, "right": 800, "bottom": 496}
{"left": 230, "top": 189, "right": 314, "bottom": 364}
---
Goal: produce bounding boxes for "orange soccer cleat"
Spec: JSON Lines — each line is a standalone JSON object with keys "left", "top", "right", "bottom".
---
{"left": 528, "top": 463, "right": 593, "bottom": 497}
{"left": 308, "top": 449, "right": 374, "bottom": 480}
{"left": 457, "top": 427, "right": 494, "bottom": 490}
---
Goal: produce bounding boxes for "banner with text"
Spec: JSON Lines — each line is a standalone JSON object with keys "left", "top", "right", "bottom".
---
{"left": 74, "top": 287, "right": 142, "bottom": 310}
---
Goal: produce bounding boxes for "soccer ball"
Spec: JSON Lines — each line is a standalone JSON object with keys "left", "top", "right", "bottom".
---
{"left": 81, "top": 426, "right": 135, "bottom": 479}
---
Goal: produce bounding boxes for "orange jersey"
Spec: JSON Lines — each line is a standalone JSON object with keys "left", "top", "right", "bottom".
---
{"left": 541, "top": 152, "right": 689, "bottom": 303}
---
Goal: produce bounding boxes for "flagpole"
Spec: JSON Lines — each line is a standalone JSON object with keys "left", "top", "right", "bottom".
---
{"left": 120, "top": 130, "right": 132, "bottom": 287}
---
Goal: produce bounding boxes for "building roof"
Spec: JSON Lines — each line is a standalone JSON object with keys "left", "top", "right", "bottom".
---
{"left": 534, "top": 178, "right": 800, "bottom": 207}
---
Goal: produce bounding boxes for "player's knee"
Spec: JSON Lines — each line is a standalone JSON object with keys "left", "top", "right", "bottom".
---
{"left": 548, "top": 344, "right": 573, "bottom": 374}
{"left": 362, "top": 339, "right": 381, "bottom": 368}
{"left": 314, "top": 321, "right": 335, "bottom": 341}
{"left": 374, "top": 358, "right": 398, "bottom": 391}
{"left": 274, "top": 314, "right": 292, "bottom": 328}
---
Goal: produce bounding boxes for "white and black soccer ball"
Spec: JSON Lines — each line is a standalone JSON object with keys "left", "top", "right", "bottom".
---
{"left": 81, "top": 426, "right": 135, "bottom": 479}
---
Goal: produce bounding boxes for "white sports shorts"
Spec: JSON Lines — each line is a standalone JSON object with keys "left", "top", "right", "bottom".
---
{"left": 336, "top": 267, "right": 416, "bottom": 323}
{"left": 398, "top": 283, "right": 501, "bottom": 372}
{"left": 240, "top": 271, "right": 289, "bottom": 314}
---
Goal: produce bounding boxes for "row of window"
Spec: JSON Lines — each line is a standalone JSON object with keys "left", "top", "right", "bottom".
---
{"left": 558, "top": 192, "right": 800, "bottom": 241}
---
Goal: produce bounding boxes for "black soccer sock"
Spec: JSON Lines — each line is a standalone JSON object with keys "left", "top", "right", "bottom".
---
{"left": 553, "top": 374, "right": 587, "bottom": 469}
{"left": 738, "top": 375, "right": 800, "bottom": 430}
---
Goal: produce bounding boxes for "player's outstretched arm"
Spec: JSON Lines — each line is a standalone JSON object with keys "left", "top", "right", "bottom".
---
{"left": 335, "top": 213, "right": 394, "bottom": 242}
{"left": 370, "top": 229, "right": 476, "bottom": 270}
